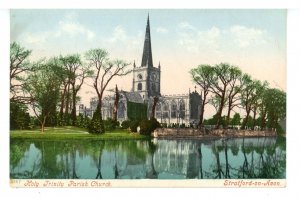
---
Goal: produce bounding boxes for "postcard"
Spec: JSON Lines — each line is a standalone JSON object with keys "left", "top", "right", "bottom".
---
{"left": 9, "top": 9, "right": 286, "bottom": 188}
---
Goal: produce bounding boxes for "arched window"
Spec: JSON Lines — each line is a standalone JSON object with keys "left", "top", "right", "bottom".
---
{"left": 163, "top": 101, "right": 169, "bottom": 118}
{"left": 151, "top": 83, "right": 156, "bottom": 91}
{"left": 156, "top": 102, "right": 161, "bottom": 118}
{"left": 171, "top": 100, "right": 177, "bottom": 118}
{"left": 137, "top": 83, "right": 142, "bottom": 91}
{"left": 179, "top": 100, "right": 185, "bottom": 119}
{"left": 118, "top": 101, "right": 126, "bottom": 119}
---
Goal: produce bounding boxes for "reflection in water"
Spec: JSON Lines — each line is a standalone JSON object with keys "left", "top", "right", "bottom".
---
{"left": 10, "top": 137, "right": 286, "bottom": 179}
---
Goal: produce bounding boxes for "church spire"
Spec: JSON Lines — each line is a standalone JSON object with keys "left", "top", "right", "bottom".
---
{"left": 141, "top": 14, "right": 153, "bottom": 67}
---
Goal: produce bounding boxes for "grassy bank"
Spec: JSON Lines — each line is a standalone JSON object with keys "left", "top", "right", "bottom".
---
{"left": 10, "top": 126, "right": 149, "bottom": 140}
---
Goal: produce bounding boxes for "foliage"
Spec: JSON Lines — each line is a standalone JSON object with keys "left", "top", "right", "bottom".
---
{"left": 88, "top": 105, "right": 104, "bottom": 134}
{"left": 127, "top": 101, "right": 148, "bottom": 121}
{"left": 10, "top": 102, "right": 31, "bottom": 130}
{"left": 103, "top": 118, "right": 119, "bottom": 131}
{"left": 139, "top": 118, "right": 160, "bottom": 136}
{"left": 230, "top": 113, "right": 241, "bottom": 126}
{"left": 121, "top": 120, "right": 131, "bottom": 129}
{"left": 129, "top": 120, "right": 140, "bottom": 132}
{"left": 10, "top": 42, "right": 32, "bottom": 103}
{"left": 75, "top": 114, "right": 91, "bottom": 129}
{"left": 23, "top": 58, "right": 63, "bottom": 132}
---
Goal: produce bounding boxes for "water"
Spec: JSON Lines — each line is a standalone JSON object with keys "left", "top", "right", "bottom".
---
{"left": 10, "top": 137, "right": 286, "bottom": 179}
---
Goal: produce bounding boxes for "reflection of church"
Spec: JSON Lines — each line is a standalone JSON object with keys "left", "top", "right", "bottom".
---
{"left": 80, "top": 15, "right": 202, "bottom": 126}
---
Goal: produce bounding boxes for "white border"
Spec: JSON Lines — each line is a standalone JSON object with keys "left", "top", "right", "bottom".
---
{"left": 1, "top": 4, "right": 300, "bottom": 198}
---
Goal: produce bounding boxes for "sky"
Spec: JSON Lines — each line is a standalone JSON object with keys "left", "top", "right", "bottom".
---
{"left": 10, "top": 9, "right": 287, "bottom": 118}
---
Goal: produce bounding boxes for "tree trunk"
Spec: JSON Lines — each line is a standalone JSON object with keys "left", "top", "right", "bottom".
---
{"left": 151, "top": 96, "right": 158, "bottom": 119}
{"left": 242, "top": 109, "right": 251, "bottom": 129}
{"left": 65, "top": 84, "right": 70, "bottom": 116}
{"left": 260, "top": 111, "right": 267, "bottom": 130}
{"left": 60, "top": 84, "right": 67, "bottom": 118}
{"left": 71, "top": 85, "right": 77, "bottom": 126}
{"left": 252, "top": 108, "right": 257, "bottom": 130}
{"left": 112, "top": 85, "right": 119, "bottom": 122}
{"left": 98, "top": 100, "right": 105, "bottom": 133}
{"left": 41, "top": 115, "right": 47, "bottom": 133}
{"left": 226, "top": 102, "right": 232, "bottom": 129}
{"left": 216, "top": 93, "right": 225, "bottom": 129}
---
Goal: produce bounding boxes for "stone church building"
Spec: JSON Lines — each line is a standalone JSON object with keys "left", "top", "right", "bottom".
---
{"left": 79, "top": 15, "right": 202, "bottom": 127}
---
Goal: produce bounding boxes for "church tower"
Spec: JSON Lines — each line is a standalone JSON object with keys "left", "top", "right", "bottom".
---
{"left": 132, "top": 14, "right": 161, "bottom": 100}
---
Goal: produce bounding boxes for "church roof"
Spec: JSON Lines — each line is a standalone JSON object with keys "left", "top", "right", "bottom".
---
{"left": 121, "top": 91, "right": 144, "bottom": 103}
{"left": 141, "top": 14, "right": 153, "bottom": 67}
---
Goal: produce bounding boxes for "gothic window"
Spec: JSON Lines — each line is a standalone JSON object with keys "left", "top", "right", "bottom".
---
{"left": 137, "top": 83, "right": 142, "bottom": 91}
{"left": 179, "top": 100, "right": 185, "bottom": 119}
{"left": 156, "top": 102, "right": 161, "bottom": 118}
{"left": 171, "top": 100, "right": 177, "bottom": 118}
{"left": 118, "top": 101, "right": 126, "bottom": 119}
{"left": 163, "top": 101, "right": 169, "bottom": 118}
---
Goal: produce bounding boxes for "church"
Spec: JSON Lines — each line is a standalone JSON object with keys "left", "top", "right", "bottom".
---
{"left": 79, "top": 15, "right": 202, "bottom": 127}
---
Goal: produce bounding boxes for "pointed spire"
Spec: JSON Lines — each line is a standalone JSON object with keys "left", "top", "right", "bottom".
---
{"left": 133, "top": 60, "right": 136, "bottom": 68}
{"left": 141, "top": 14, "right": 153, "bottom": 67}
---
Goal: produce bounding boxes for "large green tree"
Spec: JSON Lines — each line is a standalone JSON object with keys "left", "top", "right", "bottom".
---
{"left": 24, "top": 58, "right": 63, "bottom": 132}
{"left": 85, "top": 49, "right": 131, "bottom": 134}
{"left": 10, "top": 42, "right": 32, "bottom": 103}
{"left": 190, "top": 64, "right": 215, "bottom": 127}
{"left": 59, "top": 54, "right": 93, "bottom": 126}
{"left": 208, "top": 63, "right": 240, "bottom": 129}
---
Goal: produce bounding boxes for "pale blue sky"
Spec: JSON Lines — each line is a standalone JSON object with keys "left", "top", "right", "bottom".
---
{"left": 11, "top": 9, "right": 287, "bottom": 117}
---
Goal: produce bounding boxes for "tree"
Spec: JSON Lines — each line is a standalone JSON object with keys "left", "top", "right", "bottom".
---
{"left": 208, "top": 63, "right": 238, "bottom": 129}
{"left": 10, "top": 102, "right": 31, "bottom": 130}
{"left": 112, "top": 85, "right": 119, "bottom": 122}
{"left": 85, "top": 49, "right": 131, "bottom": 134}
{"left": 59, "top": 54, "right": 93, "bottom": 126}
{"left": 230, "top": 113, "right": 241, "bottom": 126}
{"left": 190, "top": 64, "right": 215, "bottom": 127}
{"left": 240, "top": 75, "right": 263, "bottom": 129}
{"left": 264, "top": 88, "right": 286, "bottom": 130}
{"left": 10, "top": 42, "right": 32, "bottom": 103}
{"left": 24, "top": 58, "right": 63, "bottom": 132}
{"left": 224, "top": 66, "right": 242, "bottom": 128}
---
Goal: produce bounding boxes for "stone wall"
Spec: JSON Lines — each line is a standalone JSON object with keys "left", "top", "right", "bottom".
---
{"left": 152, "top": 128, "right": 277, "bottom": 138}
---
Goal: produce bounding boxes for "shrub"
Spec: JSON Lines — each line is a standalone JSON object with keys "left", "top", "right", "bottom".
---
{"left": 129, "top": 120, "right": 140, "bottom": 132}
{"left": 121, "top": 120, "right": 131, "bottom": 129}
{"left": 103, "top": 118, "right": 119, "bottom": 131}
{"left": 139, "top": 118, "right": 160, "bottom": 136}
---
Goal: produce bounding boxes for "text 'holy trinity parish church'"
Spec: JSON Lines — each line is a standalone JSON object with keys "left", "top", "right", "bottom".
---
{"left": 79, "top": 15, "right": 202, "bottom": 126}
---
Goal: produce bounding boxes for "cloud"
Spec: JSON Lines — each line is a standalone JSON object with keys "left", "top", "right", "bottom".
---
{"left": 156, "top": 27, "right": 168, "bottom": 34}
{"left": 24, "top": 32, "right": 51, "bottom": 45}
{"left": 230, "top": 25, "right": 267, "bottom": 48}
{"left": 57, "top": 20, "right": 95, "bottom": 40}
{"left": 178, "top": 22, "right": 269, "bottom": 54}
{"left": 22, "top": 13, "right": 95, "bottom": 46}
{"left": 178, "top": 22, "right": 195, "bottom": 30}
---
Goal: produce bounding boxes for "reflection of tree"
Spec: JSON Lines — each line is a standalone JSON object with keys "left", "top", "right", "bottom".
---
{"left": 95, "top": 142, "right": 105, "bottom": 179}
{"left": 224, "top": 141, "right": 230, "bottom": 178}
{"left": 211, "top": 143, "right": 224, "bottom": 179}
{"left": 197, "top": 143, "right": 203, "bottom": 179}
{"left": 10, "top": 140, "right": 31, "bottom": 170}
{"left": 146, "top": 141, "right": 158, "bottom": 179}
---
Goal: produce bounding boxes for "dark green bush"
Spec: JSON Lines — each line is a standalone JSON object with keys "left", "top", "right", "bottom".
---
{"left": 103, "top": 118, "right": 119, "bottom": 131}
{"left": 129, "top": 120, "right": 140, "bottom": 132}
{"left": 121, "top": 120, "right": 131, "bottom": 129}
{"left": 139, "top": 118, "right": 160, "bottom": 136}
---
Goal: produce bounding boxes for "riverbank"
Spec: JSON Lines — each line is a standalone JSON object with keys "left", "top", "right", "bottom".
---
{"left": 152, "top": 128, "right": 277, "bottom": 139}
{"left": 10, "top": 126, "right": 149, "bottom": 140}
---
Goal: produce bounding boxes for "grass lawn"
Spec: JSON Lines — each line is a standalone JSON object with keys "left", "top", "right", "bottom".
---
{"left": 10, "top": 126, "right": 149, "bottom": 140}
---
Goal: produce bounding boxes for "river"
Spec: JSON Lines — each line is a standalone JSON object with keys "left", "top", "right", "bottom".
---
{"left": 10, "top": 137, "right": 285, "bottom": 179}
